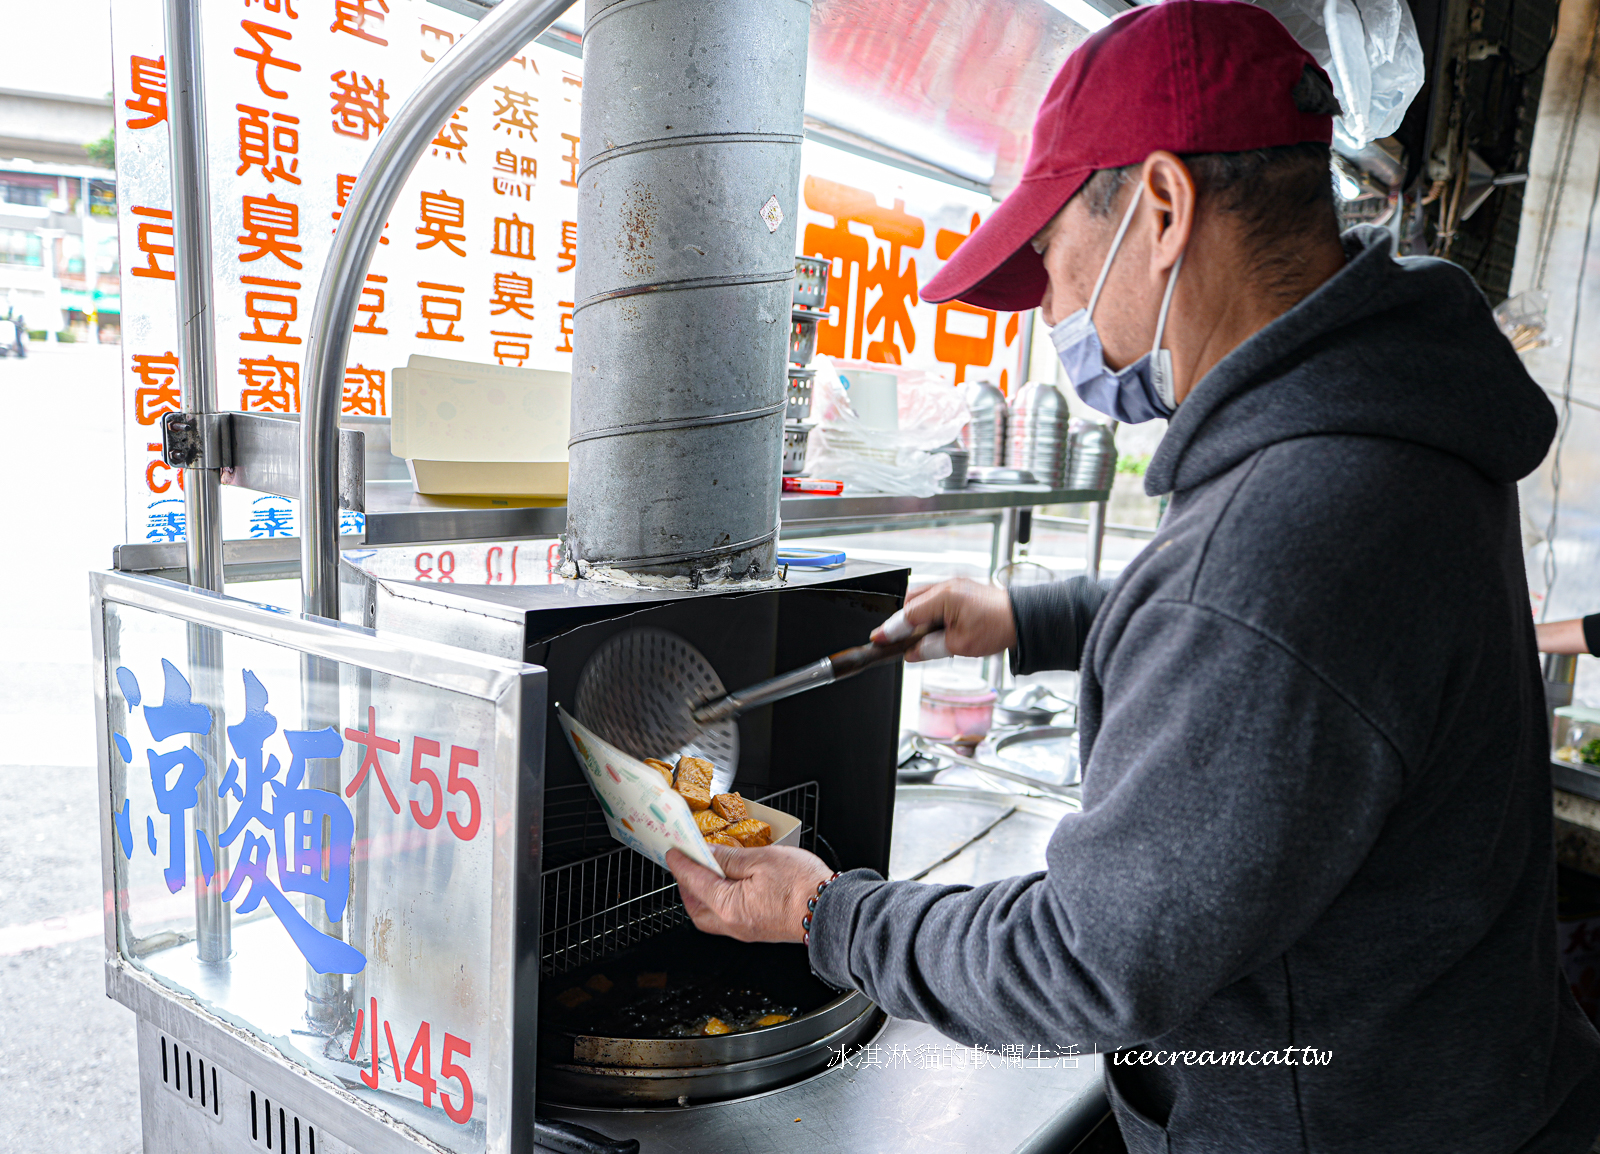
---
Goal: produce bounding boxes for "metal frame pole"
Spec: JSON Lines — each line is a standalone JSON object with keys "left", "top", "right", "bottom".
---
{"left": 298, "top": 0, "right": 577, "bottom": 622}
{"left": 164, "top": 0, "right": 223, "bottom": 598}
{"left": 987, "top": 507, "right": 1022, "bottom": 689}
{"left": 1016, "top": 309, "right": 1036, "bottom": 387}
{"left": 163, "top": 0, "right": 231, "bottom": 964}
{"left": 293, "top": 0, "right": 571, "bottom": 1033}
{"left": 1086, "top": 499, "right": 1107, "bottom": 582}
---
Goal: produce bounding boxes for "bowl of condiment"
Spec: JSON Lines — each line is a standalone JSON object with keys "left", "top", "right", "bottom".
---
{"left": 918, "top": 673, "right": 998, "bottom": 752}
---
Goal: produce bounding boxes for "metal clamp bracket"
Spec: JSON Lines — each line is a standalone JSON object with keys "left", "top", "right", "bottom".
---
{"left": 161, "top": 411, "right": 365, "bottom": 512}
{"left": 160, "top": 410, "right": 231, "bottom": 470}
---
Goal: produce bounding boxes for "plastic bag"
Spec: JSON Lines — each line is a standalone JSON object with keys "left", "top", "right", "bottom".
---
{"left": 805, "top": 358, "right": 969, "bottom": 496}
{"left": 1252, "top": 0, "right": 1425, "bottom": 149}
{"left": 1494, "top": 290, "right": 1559, "bottom": 354}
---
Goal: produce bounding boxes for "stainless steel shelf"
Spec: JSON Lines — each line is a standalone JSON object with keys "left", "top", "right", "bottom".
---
{"left": 363, "top": 480, "right": 568, "bottom": 546}
{"left": 113, "top": 481, "right": 1111, "bottom": 581}
{"left": 779, "top": 483, "right": 1110, "bottom": 533}
{"left": 1554, "top": 757, "right": 1600, "bottom": 804}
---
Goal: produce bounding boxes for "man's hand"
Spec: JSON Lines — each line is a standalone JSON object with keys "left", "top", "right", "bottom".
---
{"left": 872, "top": 577, "right": 1017, "bottom": 662}
{"left": 666, "top": 845, "right": 835, "bottom": 944}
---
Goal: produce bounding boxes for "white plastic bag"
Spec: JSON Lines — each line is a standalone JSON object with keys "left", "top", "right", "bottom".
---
{"left": 805, "top": 358, "right": 969, "bottom": 496}
{"left": 1252, "top": 0, "right": 1425, "bottom": 149}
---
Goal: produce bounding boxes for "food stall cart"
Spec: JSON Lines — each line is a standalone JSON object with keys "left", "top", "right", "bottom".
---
{"left": 94, "top": 0, "right": 1116, "bottom": 1150}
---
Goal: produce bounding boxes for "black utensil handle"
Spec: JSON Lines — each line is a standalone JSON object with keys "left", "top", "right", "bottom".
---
{"left": 535, "top": 1116, "right": 641, "bottom": 1154}
{"left": 828, "top": 623, "right": 933, "bottom": 679}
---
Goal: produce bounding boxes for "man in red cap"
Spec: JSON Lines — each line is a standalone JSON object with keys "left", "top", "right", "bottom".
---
{"left": 669, "top": 2, "right": 1600, "bottom": 1149}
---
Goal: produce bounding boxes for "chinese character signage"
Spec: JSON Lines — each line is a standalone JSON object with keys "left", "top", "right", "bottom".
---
{"left": 110, "top": 0, "right": 1021, "bottom": 545}
{"left": 111, "top": 0, "right": 583, "bottom": 546}
{"left": 100, "top": 581, "right": 518, "bottom": 1151}
{"left": 795, "top": 140, "right": 1024, "bottom": 390}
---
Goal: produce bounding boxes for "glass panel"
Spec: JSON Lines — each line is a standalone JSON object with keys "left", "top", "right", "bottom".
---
{"left": 102, "top": 599, "right": 500, "bottom": 1153}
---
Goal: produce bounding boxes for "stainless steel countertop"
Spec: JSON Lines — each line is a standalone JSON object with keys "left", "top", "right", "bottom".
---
{"left": 539, "top": 784, "right": 1098, "bottom": 1153}
{"left": 541, "top": 1017, "right": 1104, "bottom": 1153}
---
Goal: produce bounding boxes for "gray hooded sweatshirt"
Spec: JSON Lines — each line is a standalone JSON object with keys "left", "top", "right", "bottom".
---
{"left": 808, "top": 227, "right": 1600, "bottom": 1153}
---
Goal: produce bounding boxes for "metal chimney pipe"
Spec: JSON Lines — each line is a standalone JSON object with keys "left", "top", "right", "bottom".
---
{"left": 565, "top": 0, "right": 811, "bottom": 584}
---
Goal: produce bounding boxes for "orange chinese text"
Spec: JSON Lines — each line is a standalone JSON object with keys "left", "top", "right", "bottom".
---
{"left": 802, "top": 175, "right": 924, "bottom": 364}
{"left": 491, "top": 85, "right": 538, "bottom": 140}
{"left": 333, "top": 173, "right": 388, "bottom": 243}
{"left": 431, "top": 106, "right": 468, "bottom": 163}
{"left": 236, "top": 21, "right": 301, "bottom": 101}
{"left": 417, "top": 282, "right": 465, "bottom": 343}
{"left": 417, "top": 189, "right": 466, "bottom": 256}
{"left": 239, "top": 354, "right": 301, "bottom": 412}
{"left": 556, "top": 219, "right": 576, "bottom": 273}
{"left": 130, "top": 206, "right": 176, "bottom": 281}
{"left": 131, "top": 352, "right": 182, "bottom": 425}
{"left": 559, "top": 133, "right": 579, "bottom": 188}
{"left": 331, "top": 0, "right": 387, "bottom": 45}
{"left": 238, "top": 193, "right": 303, "bottom": 270}
{"left": 125, "top": 55, "right": 167, "bottom": 130}
{"left": 240, "top": 275, "right": 301, "bottom": 345}
{"left": 555, "top": 300, "right": 574, "bottom": 354}
{"left": 419, "top": 23, "right": 455, "bottom": 63}
{"left": 237, "top": 104, "right": 300, "bottom": 184}
{"left": 490, "top": 330, "right": 530, "bottom": 368}
{"left": 354, "top": 273, "right": 388, "bottom": 335}
{"left": 330, "top": 70, "right": 388, "bottom": 139}
{"left": 489, "top": 271, "right": 534, "bottom": 320}
{"left": 342, "top": 364, "right": 386, "bottom": 415}
{"left": 492, "top": 214, "right": 534, "bottom": 262}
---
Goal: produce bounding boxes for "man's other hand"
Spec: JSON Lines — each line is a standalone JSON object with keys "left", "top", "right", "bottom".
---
{"left": 872, "top": 577, "right": 1017, "bottom": 662}
{"left": 666, "top": 845, "right": 835, "bottom": 943}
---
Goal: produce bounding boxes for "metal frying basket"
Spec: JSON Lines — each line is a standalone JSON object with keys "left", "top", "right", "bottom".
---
{"left": 540, "top": 781, "right": 820, "bottom": 977}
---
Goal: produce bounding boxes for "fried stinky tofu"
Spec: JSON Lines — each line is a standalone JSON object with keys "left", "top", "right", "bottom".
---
{"left": 710, "top": 792, "right": 747, "bottom": 822}
{"left": 695, "top": 810, "right": 730, "bottom": 836}
{"left": 673, "top": 756, "right": 715, "bottom": 812}
{"left": 642, "top": 758, "right": 675, "bottom": 786}
{"left": 555, "top": 987, "right": 591, "bottom": 1009}
{"left": 722, "top": 818, "right": 772, "bottom": 847}
{"left": 755, "top": 1013, "right": 791, "bottom": 1027}
{"left": 585, "top": 973, "right": 613, "bottom": 994}
{"left": 701, "top": 1017, "right": 732, "bottom": 1036}
{"left": 636, "top": 971, "right": 668, "bottom": 989}
{"left": 705, "top": 832, "right": 741, "bottom": 847}
{"left": 675, "top": 756, "right": 715, "bottom": 787}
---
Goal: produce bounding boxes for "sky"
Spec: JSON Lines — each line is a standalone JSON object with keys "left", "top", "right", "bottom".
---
{"left": 1, "top": 0, "right": 115, "bottom": 100}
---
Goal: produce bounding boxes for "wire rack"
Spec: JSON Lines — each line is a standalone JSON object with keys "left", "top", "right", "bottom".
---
{"left": 539, "top": 780, "right": 819, "bottom": 978}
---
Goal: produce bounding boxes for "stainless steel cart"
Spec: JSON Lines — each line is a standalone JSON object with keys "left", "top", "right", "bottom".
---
{"left": 95, "top": 0, "right": 1114, "bottom": 1148}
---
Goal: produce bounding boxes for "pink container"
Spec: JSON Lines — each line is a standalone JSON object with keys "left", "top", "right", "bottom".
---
{"left": 918, "top": 675, "right": 998, "bottom": 748}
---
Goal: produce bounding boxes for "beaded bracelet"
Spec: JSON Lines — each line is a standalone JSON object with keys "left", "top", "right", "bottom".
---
{"left": 801, "top": 872, "right": 841, "bottom": 947}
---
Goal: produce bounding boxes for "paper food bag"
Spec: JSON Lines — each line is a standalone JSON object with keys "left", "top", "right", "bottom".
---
{"left": 557, "top": 707, "right": 726, "bottom": 877}
{"left": 556, "top": 708, "right": 803, "bottom": 875}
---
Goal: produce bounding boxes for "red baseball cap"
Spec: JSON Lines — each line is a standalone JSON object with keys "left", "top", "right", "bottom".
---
{"left": 921, "top": 0, "right": 1335, "bottom": 312}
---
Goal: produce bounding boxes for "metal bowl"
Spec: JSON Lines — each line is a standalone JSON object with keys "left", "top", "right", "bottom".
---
{"left": 539, "top": 926, "right": 879, "bottom": 1107}
{"left": 968, "top": 466, "right": 1038, "bottom": 486}
{"left": 994, "top": 684, "right": 1074, "bottom": 726}
{"left": 542, "top": 998, "right": 883, "bottom": 1106}
{"left": 993, "top": 726, "right": 1081, "bottom": 787}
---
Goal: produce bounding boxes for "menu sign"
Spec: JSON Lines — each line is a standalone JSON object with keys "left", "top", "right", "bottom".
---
{"left": 110, "top": 0, "right": 1024, "bottom": 545}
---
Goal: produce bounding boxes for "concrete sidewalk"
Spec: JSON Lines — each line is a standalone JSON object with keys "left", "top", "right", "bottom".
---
{"left": 0, "top": 344, "right": 140, "bottom": 1154}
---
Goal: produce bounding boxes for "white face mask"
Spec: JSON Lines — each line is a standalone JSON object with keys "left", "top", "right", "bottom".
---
{"left": 1048, "top": 189, "right": 1185, "bottom": 424}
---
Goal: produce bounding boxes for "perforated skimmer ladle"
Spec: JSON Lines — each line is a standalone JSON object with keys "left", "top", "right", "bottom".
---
{"left": 573, "top": 624, "right": 929, "bottom": 781}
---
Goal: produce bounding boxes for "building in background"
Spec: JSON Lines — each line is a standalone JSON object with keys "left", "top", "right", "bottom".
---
{"left": 0, "top": 86, "right": 121, "bottom": 343}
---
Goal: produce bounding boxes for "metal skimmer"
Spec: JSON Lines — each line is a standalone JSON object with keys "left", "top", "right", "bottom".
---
{"left": 577, "top": 624, "right": 929, "bottom": 788}
{"left": 573, "top": 627, "right": 740, "bottom": 788}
